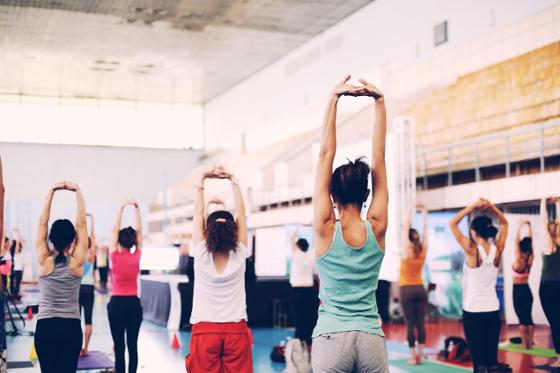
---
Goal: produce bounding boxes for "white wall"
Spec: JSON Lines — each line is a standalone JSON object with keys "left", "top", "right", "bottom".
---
{"left": 204, "top": 0, "right": 560, "bottom": 150}
{"left": 1, "top": 142, "right": 201, "bottom": 279}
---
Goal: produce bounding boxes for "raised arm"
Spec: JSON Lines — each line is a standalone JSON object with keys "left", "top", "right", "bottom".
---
{"left": 313, "top": 82, "right": 341, "bottom": 240}
{"left": 449, "top": 200, "right": 484, "bottom": 253}
{"left": 131, "top": 200, "right": 143, "bottom": 251}
{"left": 402, "top": 203, "right": 414, "bottom": 253}
{"left": 67, "top": 182, "right": 87, "bottom": 272}
{"left": 290, "top": 225, "right": 300, "bottom": 253}
{"left": 514, "top": 220, "right": 525, "bottom": 264}
{"left": 230, "top": 175, "right": 247, "bottom": 247}
{"left": 487, "top": 202, "right": 508, "bottom": 253}
{"left": 192, "top": 171, "right": 212, "bottom": 251}
{"left": 111, "top": 203, "right": 125, "bottom": 253}
{"left": 362, "top": 80, "right": 389, "bottom": 249}
{"left": 36, "top": 183, "right": 62, "bottom": 265}
{"left": 541, "top": 197, "right": 554, "bottom": 255}
{"left": 419, "top": 205, "right": 428, "bottom": 251}
{"left": 86, "top": 214, "right": 96, "bottom": 264}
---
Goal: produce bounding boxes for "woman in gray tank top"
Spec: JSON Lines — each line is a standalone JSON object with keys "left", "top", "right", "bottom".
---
{"left": 34, "top": 181, "right": 88, "bottom": 373}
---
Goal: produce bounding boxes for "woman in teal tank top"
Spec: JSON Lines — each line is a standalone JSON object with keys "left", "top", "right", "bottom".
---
{"left": 311, "top": 75, "right": 389, "bottom": 373}
{"left": 540, "top": 197, "right": 560, "bottom": 370}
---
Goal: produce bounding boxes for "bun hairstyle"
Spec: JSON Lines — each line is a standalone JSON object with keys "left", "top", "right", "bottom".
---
{"left": 205, "top": 210, "right": 238, "bottom": 254}
{"left": 118, "top": 227, "right": 137, "bottom": 250}
{"left": 296, "top": 238, "right": 310, "bottom": 252}
{"left": 48, "top": 219, "right": 76, "bottom": 264}
{"left": 470, "top": 215, "right": 498, "bottom": 240}
{"left": 519, "top": 237, "right": 533, "bottom": 256}
{"left": 330, "top": 157, "right": 370, "bottom": 209}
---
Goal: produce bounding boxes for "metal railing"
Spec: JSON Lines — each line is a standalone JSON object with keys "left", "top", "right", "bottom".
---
{"left": 416, "top": 120, "right": 560, "bottom": 188}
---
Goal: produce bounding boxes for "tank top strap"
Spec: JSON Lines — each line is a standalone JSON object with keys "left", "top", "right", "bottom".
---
{"left": 476, "top": 244, "right": 496, "bottom": 263}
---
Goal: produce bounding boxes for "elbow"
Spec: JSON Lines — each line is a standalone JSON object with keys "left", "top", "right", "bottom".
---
{"left": 318, "top": 148, "right": 334, "bottom": 161}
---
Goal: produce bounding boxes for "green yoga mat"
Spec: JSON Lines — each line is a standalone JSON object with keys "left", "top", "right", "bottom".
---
{"left": 389, "top": 359, "right": 470, "bottom": 372}
{"left": 499, "top": 344, "right": 558, "bottom": 358}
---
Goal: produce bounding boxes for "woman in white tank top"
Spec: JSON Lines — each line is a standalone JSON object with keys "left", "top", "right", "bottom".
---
{"left": 450, "top": 198, "right": 508, "bottom": 373}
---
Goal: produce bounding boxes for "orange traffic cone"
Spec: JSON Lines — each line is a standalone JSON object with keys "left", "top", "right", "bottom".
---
{"left": 171, "top": 333, "right": 180, "bottom": 349}
{"left": 27, "top": 307, "right": 33, "bottom": 320}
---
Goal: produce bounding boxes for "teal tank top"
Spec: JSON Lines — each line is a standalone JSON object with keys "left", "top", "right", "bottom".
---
{"left": 81, "top": 260, "right": 95, "bottom": 286}
{"left": 542, "top": 245, "right": 560, "bottom": 282}
{"left": 312, "top": 220, "right": 385, "bottom": 338}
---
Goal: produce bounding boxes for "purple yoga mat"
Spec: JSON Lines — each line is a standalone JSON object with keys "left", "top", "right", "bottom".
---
{"left": 77, "top": 351, "right": 114, "bottom": 370}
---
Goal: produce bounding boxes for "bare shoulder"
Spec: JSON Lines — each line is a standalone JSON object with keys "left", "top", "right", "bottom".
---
{"left": 38, "top": 256, "right": 54, "bottom": 277}
{"left": 314, "top": 220, "right": 336, "bottom": 258}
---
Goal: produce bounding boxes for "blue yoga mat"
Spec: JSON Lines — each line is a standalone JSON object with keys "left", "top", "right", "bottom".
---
{"left": 77, "top": 351, "right": 114, "bottom": 370}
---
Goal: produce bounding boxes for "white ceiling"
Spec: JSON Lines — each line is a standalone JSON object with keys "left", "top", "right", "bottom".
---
{"left": 0, "top": 0, "right": 372, "bottom": 104}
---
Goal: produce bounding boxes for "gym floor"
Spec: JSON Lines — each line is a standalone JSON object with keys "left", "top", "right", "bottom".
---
{"left": 6, "top": 287, "right": 557, "bottom": 372}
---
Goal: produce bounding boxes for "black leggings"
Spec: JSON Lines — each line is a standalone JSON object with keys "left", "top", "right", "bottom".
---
{"left": 513, "top": 284, "right": 534, "bottom": 326}
{"left": 539, "top": 281, "right": 560, "bottom": 353}
{"left": 108, "top": 296, "right": 143, "bottom": 373}
{"left": 79, "top": 285, "right": 95, "bottom": 325}
{"left": 9, "top": 270, "right": 23, "bottom": 297}
{"left": 463, "top": 310, "right": 501, "bottom": 369}
{"left": 292, "top": 285, "right": 319, "bottom": 345}
{"left": 35, "top": 318, "right": 82, "bottom": 373}
{"left": 400, "top": 285, "right": 427, "bottom": 348}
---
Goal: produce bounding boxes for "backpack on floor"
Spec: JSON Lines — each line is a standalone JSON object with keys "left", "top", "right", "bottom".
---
{"left": 270, "top": 343, "right": 286, "bottom": 363}
{"left": 284, "top": 338, "right": 311, "bottom": 373}
{"left": 437, "top": 336, "right": 471, "bottom": 364}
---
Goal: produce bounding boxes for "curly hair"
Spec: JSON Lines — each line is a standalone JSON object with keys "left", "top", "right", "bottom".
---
{"left": 205, "top": 210, "right": 238, "bottom": 254}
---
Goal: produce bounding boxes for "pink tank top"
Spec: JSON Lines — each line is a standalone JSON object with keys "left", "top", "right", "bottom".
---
{"left": 111, "top": 249, "right": 141, "bottom": 296}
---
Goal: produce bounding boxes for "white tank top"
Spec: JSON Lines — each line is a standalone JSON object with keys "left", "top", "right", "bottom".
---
{"left": 290, "top": 250, "right": 314, "bottom": 287}
{"left": 190, "top": 241, "right": 250, "bottom": 324}
{"left": 462, "top": 244, "right": 500, "bottom": 313}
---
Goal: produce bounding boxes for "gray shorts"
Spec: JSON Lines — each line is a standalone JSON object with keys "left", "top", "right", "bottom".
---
{"left": 311, "top": 331, "right": 389, "bottom": 373}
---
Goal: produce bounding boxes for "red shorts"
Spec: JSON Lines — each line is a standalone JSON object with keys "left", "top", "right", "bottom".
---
{"left": 185, "top": 320, "right": 253, "bottom": 373}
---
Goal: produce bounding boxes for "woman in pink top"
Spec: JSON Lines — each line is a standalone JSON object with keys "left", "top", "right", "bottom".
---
{"left": 107, "top": 199, "right": 143, "bottom": 373}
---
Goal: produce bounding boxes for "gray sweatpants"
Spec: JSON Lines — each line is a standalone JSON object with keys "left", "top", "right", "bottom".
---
{"left": 311, "top": 331, "right": 389, "bottom": 373}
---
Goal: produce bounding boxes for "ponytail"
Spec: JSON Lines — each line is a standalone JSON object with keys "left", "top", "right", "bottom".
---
{"left": 54, "top": 250, "right": 67, "bottom": 264}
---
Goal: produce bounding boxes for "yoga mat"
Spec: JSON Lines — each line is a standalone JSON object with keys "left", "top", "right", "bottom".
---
{"left": 389, "top": 359, "right": 470, "bottom": 372}
{"left": 499, "top": 344, "right": 558, "bottom": 358}
{"left": 77, "top": 351, "right": 114, "bottom": 370}
{"left": 7, "top": 361, "right": 34, "bottom": 368}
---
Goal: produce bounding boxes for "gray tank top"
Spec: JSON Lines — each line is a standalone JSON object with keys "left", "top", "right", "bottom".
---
{"left": 38, "top": 258, "right": 81, "bottom": 320}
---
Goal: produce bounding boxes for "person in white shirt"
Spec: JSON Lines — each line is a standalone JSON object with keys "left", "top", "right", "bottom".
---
{"left": 289, "top": 225, "right": 317, "bottom": 345}
{"left": 450, "top": 198, "right": 508, "bottom": 373}
{"left": 185, "top": 167, "right": 253, "bottom": 373}
{"left": 9, "top": 229, "right": 24, "bottom": 300}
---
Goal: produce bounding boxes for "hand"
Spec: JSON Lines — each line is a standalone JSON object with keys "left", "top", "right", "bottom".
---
{"left": 331, "top": 75, "right": 365, "bottom": 98}
{"left": 202, "top": 168, "right": 223, "bottom": 180}
{"left": 357, "top": 79, "right": 384, "bottom": 100}
{"left": 473, "top": 198, "right": 490, "bottom": 210}
{"left": 62, "top": 181, "right": 80, "bottom": 192}
{"left": 213, "top": 167, "right": 234, "bottom": 180}
{"left": 51, "top": 182, "right": 66, "bottom": 191}
{"left": 208, "top": 197, "right": 225, "bottom": 206}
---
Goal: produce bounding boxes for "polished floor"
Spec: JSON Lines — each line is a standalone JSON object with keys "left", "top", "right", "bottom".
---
{"left": 6, "top": 287, "right": 558, "bottom": 372}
